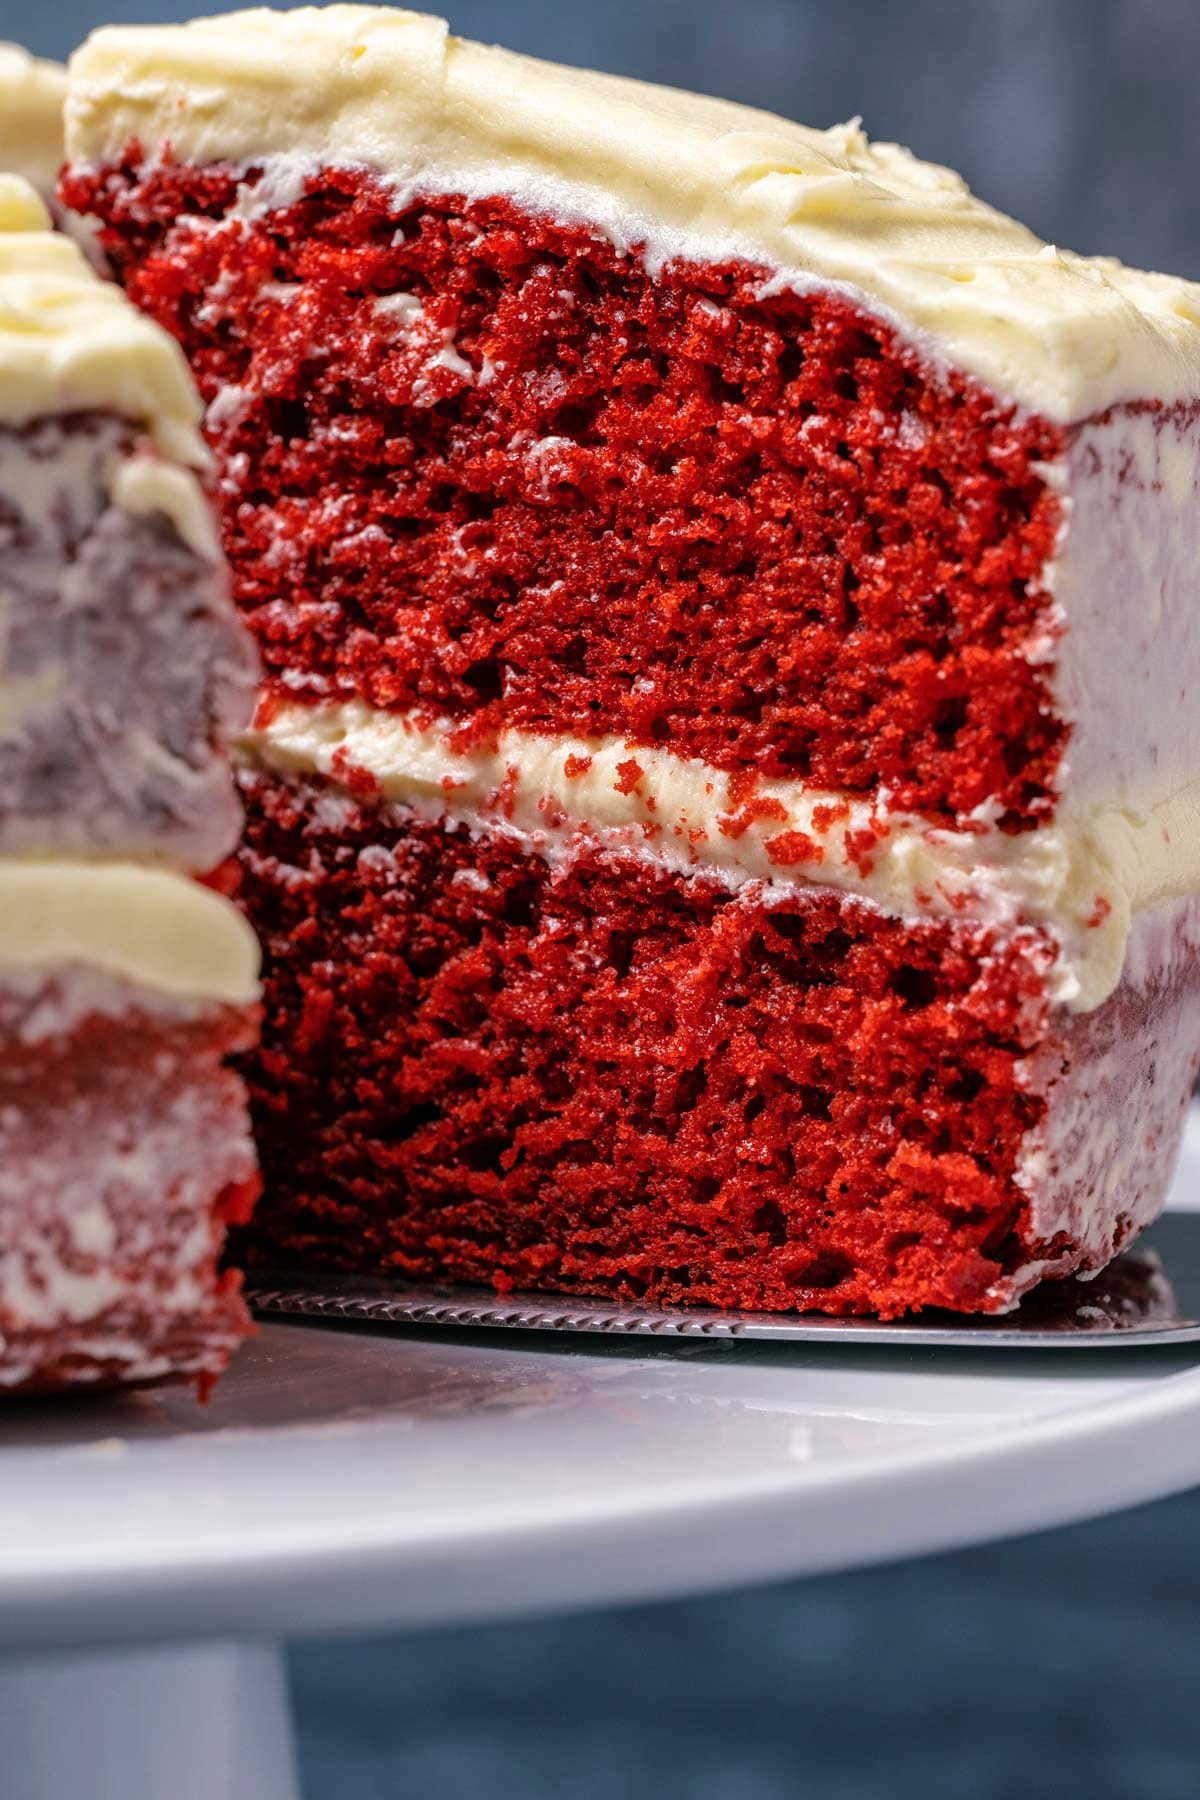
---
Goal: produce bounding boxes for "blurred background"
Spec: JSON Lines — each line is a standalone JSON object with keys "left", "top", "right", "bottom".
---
{"left": 7, "top": 0, "right": 1200, "bottom": 1794}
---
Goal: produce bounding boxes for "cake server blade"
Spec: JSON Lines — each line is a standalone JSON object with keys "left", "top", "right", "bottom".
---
{"left": 246, "top": 1214, "right": 1200, "bottom": 1349}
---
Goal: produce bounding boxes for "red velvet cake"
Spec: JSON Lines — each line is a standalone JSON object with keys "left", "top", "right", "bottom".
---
{"left": 64, "top": 7, "right": 1200, "bottom": 1317}
{"left": 0, "top": 177, "right": 261, "bottom": 1391}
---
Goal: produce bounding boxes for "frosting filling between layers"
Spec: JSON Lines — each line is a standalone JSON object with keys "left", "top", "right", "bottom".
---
{"left": 242, "top": 698, "right": 1200, "bottom": 1013}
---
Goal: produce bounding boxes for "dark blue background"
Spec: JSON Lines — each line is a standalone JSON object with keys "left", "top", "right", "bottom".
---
{"left": 8, "top": 2, "right": 1200, "bottom": 1792}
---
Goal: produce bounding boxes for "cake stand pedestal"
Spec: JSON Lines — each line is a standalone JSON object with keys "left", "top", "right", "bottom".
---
{"left": 0, "top": 1639, "right": 298, "bottom": 1800}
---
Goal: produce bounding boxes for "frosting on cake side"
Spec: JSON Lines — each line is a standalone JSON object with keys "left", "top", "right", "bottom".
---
{"left": 0, "top": 178, "right": 257, "bottom": 870}
{"left": 0, "top": 863, "right": 260, "bottom": 1003}
{"left": 0, "top": 43, "right": 66, "bottom": 200}
{"left": 0, "top": 177, "right": 206, "bottom": 470}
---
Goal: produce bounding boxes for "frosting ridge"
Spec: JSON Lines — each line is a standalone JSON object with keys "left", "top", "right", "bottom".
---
{"left": 0, "top": 862, "right": 260, "bottom": 1003}
{"left": 0, "top": 43, "right": 66, "bottom": 201}
{"left": 0, "top": 175, "right": 208, "bottom": 466}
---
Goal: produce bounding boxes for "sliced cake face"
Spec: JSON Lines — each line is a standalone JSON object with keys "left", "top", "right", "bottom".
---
{"left": 0, "top": 179, "right": 259, "bottom": 867}
{"left": 0, "top": 869, "right": 260, "bottom": 1392}
{"left": 0, "top": 44, "right": 66, "bottom": 203}
{"left": 63, "top": 7, "right": 1200, "bottom": 1316}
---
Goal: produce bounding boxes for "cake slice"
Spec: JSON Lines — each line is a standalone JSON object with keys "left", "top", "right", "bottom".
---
{"left": 64, "top": 7, "right": 1200, "bottom": 1317}
{"left": 0, "top": 179, "right": 261, "bottom": 1392}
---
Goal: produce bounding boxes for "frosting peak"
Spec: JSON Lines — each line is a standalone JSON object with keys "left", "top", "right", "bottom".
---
{"left": 0, "top": 175, "right": 50, "bottom": 236}
{"left": 0, "top": 43, "right": 66, "bottom": 202}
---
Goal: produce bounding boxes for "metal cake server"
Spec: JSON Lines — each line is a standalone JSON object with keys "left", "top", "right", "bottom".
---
{"left": 248, "top": 1212, "right": 1200, "bottom": 1349}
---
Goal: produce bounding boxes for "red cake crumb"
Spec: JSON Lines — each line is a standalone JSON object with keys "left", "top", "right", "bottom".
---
{"left": 231, "top": 770, "right": 1065, "bottom": 1318}
{"left": 719, "top": 796, "right": 790, "bottom": 839}
{"left": 765, "top": 829, "right": 823, "bottom": 868}
{"left": 65, "top": 160, "right": 1068, "bottom": 827}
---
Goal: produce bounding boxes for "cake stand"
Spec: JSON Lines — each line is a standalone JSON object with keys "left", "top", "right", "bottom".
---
{"left": 5, "top": 1114, "right": 1200, "bottom": 1800}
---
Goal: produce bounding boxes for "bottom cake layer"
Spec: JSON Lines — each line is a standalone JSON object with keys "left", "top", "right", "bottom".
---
{"left": 0, "top": 969, "right": 260, "bottom": 1392}
{"left": 232, "top": 771, "right": 1200, "bottom": 1317}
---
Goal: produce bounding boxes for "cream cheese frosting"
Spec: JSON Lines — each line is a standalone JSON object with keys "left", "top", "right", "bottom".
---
{"left": 65, "top": 5, "right": 1200, "bottom": 421}
{"left": 0, "top": 176, "right": 207, "bottom": 468}
{"left": 0, "top": 43, "right": 66, "bottom": 201}
{"left": 242, "top": 697, "right": 1200, "bottom": 1012}
{"left": 0, "top": 863, "right": 260, "bottom": 1003}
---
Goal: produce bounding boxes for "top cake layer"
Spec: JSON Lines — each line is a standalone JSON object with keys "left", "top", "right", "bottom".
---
{"left": 0, "top": 43, "right": 66, "bottom": 200}
{"left": 0, "top": 176, "right": 206, "bottom": 470}
{"left": 66, "top": 4, "right": 1200, "bottom": 421}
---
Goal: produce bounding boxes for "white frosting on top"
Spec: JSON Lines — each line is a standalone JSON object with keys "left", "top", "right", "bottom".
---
{"left": 0, "top": 175, "right": 208, "bottom": 467}
{"left": 0, "top": 863, "right": 260, "bottom": 1003}
{"left": 0, "top": 43, "right": 66, "bottom": 200}
{"left": 65, "top": 5, "right": 1200, "bottom": 421}
{"left": 243, "top": 698, "right": 1200, "bottom": 1012}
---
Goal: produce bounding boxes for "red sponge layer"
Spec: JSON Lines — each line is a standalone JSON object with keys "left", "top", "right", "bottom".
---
{"left": 231, "top": 769, "right": 1063, "bottom": 1317}
{"left": 66, "top": 161, "right": 1066, "bottom": 827}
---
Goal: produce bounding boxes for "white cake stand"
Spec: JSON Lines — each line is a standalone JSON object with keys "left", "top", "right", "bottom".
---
{"left": 5, "top": 1114, "right": 1200, "bottom": 1800}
